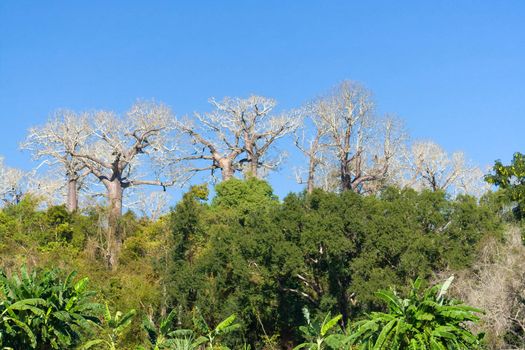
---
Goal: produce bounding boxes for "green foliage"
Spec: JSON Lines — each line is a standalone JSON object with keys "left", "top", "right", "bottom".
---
{"left": 212, "top": 177, "right": 277, "bottom": 212}
{"left": 165, "top": 184, "right": 499, "bottom": 347}
{"left": 82, "top": 303, "right": 136, "bottom": 350}
{"left": 139, "top": 308, "right": 240, "bottom": 350}
{"left": 0, "top": 180, "right": 503, "bottom": 347}
{"left": 0, "top": 267, "right": 101, "bottom": 349}
{"left": 140, "top": 309, "right": 180, "bottom": 349}
{"left": 192, "top": 310, "right": 241, "bottom": 349}
{"left": 486, "top": 152, "right": 525, "bottom": 218}
{"left": 348, "top": 276, "right": 484, "bottom": 349}
{"left": 294, "top": 308, "right": 346, "bottom": 350}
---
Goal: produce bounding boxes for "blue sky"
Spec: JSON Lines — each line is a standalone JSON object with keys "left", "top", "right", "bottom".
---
{"left": 1, "top": 1, "right": 524, "bottom": 199}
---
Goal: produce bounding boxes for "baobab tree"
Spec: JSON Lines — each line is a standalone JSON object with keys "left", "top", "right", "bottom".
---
{"left": 235, "top": 96, "right": 301, "bottom": 178}
{"left": 71, "top": 101, "right": 181, "bottom": 269}
{"left": 0, "top": 157, "right": 25, "bottom": 205}
{"left": 315, "top": 81, "right": 402, "bottom": 193}
{"left": 179, "top": 96, "right": 301, "bottom": 180}
{"left": 21, "top": 110, "right": 90, "bottom": 212}
{"left": 401, "top": 141, "right": 487, "bottom": 196}
{"left": 0, "top": 159, "right": 64, "bottom": 207}
{"left": 294, "top": 105, "right": 330, "bottom": 194}
{"left": 176, "top": 99, "right": 244, "bottom": 181}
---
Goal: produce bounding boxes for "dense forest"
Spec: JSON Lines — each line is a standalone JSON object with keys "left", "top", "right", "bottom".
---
{"left": 1, "top": 81, "right": 525, "bottom": 349}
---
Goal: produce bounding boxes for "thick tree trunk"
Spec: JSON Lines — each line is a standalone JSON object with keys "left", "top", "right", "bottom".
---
{"left": 244, "top": 141, "right": 259, "bottom": 178}
{"left": 66, "top": 178, "right": 78, "bottom": 213}
{"left": 219, "top": 158, "right": 234, "bottom": 181}
{"left": 248, "top": 155, "right": 259, "bottom": 178}
{"left": 106, "top": 180, "right": 123, "bottom": 270}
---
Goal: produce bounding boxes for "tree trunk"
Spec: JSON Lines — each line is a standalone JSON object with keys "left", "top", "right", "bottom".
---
{"left": 248, "top": 155, "right": 259, "bottom": 178}
{"left": 244, "top": 140, "right": 259, "bottom": 178}
{"left": 220, "top": 158, "right": 234, "bottom": 181}
{"left": 106, "top": 180, "right": 123, "bottom": 270}
{"left": 66, "top": 177, "right": 78, "bottom": 213}
{"left": 340, "top": 162, "right": 352, "bottom": 191}
{"left": 307, "top": 158, "right": 316, "bottom": 194}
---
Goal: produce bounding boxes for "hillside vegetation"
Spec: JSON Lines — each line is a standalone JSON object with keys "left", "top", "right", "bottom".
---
{"left": 1, "top": 84, "right": 524, "bottom": 348}
{"left": 2, "top": 177, "right": 521, "bottom": 349}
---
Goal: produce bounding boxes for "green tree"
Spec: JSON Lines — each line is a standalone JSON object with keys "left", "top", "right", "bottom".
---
{"left": 486, "top": 152, "right": 525, "bottom": 217}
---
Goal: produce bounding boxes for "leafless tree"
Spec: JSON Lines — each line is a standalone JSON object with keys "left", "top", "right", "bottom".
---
{"left": 27, "top": 169, "right": 68, "bottom": 207}
{"left": 125, "top": 190, "right": 170, "bottom": 221}
{"left": 21, "top": 110, "right": 91, "bottom": 212}
{"left": 0, "top": 157, "right": 25, "bottom": 205}
{"left": 179, "top": 96, "right": 301, "bottom": 180}
{"left": 294, "top": 105, "right": 330, "bottom": 194}
{"left": 400, "top": 141, "right": 488, "bottom": 196}
{"left": 314, "top": 81, "right": 403, "bottom": 193}
{"left": 359, "top": 116, "right": 407, "bottom": 194}
{"left": 0, "top": 158, "right": 63, "bottom": 207}
{"left": 176, "top": 101, "right": 244, "bottom": 181}
{"left": 71, "top": 101, "right": 181, "bottom": 269}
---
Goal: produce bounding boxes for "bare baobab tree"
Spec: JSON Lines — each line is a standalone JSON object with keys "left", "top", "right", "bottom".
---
{"left": 294, "top": 105, "right": 329, "bottom": 194}
{"left": 178, "top": 96, "right": 301, "bottom": 180}
{"left": 233, "top": 96, "right": 301, "bottom": 178}
{"left": 71, "top": 101, "right": 181, "bottom": 269}
{"left": 401, "top": 140, "right": 487, "bottom": 196}
{"left": 358, "top": 116, "right": 406, "bottom": 194}
{"left": 176, "top": 100, "right": 244, "bottom": 181}
{"left": 0, "top": 157, "right": 25, "bottom": 205}
{"left": 315, "top": 81, "right": 403, "bottom": 193}
{"left": 21, "top": 110, "right": 91, "bottom": 212}
{"left": 0, "top": 158, "right": 64, "bottom": 207}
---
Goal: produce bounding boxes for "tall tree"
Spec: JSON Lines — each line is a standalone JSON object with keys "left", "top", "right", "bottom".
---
{"left": 314, "top": 81, "right": 401, "bottom": 192}
{"left": 21, "top": 110, "right": 90, "bottom": 212}
{"left": 71, "top": 101, "right": 180, "bottom": 269}
{"left": 179, "top": 96, "right": 300, "bottom": 180}
{"left": 294, "top": 104, "right": 329, "bottom": 194}
{"left": 176, "top": 99, "right": 244, "bottom": 181}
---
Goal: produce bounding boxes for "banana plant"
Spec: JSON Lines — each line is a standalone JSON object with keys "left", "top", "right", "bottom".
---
{"left": 347, "top": 276, "right": 484, "bottom": 349}
{"left": 139, "top": 309, "right": 189, "bottom": 350}
{"left": 0, "top": 267, "right": 101, "bottom": 349}
{"left": 192, "top": 311, "right": 241, "bottom": 350}
{"left": 82, "top": 303, "right": 136, "bottom": 350}
{"left": 139, "top": 308, "right": 241, "bottom": 350}
{"left": 293, "top": 307, "right": 347, "bottom": 350}
{"left": 0, "top": 298, "right": 46, "bottom": 348}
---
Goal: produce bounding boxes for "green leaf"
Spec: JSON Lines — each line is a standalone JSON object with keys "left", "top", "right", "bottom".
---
{"left": 81, "top": 339, "right": 105, "bottom": 349}
{"left": 74, "top": 277, "right": 89, "bottom": 293}
{"left": 376, "top": 290, "right": 403, "bottom": 314}
{"left": 373, "top": 319, "right": 396, "bottom": 349}
{"left": 321, "top": 314, "right": 342, "bottom": 336}
{"left": 215, "top": 314, "right": 237, "bottom": 333}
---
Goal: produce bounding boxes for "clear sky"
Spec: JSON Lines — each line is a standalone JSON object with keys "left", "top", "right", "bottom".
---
{"left": 1, "top": 1, "right": 524, "bottom": 199}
